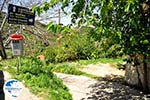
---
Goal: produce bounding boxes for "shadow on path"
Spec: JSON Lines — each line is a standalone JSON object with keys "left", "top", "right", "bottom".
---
{"left": 82, "top": 75, "right": 149, "bottom": 100}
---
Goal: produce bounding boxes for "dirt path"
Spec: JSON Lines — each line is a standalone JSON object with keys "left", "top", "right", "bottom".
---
{"left": 55, "top": 73, "right": 98, "bottom": 100}
{"left": 2, "top": 63, "right": 149, "bottom": 100}
{"left": 3, "top": 71, "right": 42, "bottom": 100}
{"left": 80, "top": 63, "right": 125, "bottom": 77}
{"left": 56, "top": 63, "right": 148, "bottom": 100}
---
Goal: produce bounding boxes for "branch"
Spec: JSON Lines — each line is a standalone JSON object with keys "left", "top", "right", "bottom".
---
{"left": 0, "top": 0, "right": 6, "bottom": 12}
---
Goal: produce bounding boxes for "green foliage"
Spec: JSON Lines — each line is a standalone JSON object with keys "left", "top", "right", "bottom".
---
{"left": 46, "top": 57, "right": 124, "bottom": 79}
{"left": 38, "top": 0, "right": 150, "bottom": 57}
{"left": 78, "top": 57, "right": 124, "bottom": 66}
{"left": 20, "top": 58, "right": 44, "bottom": 75}
{"left": 15, "top": 57, "right": 72, "bottom": 100}
{"left": 33, "top": 0, "right": 62, "bottom": 16}
{"left": 44, "top": 29, "right": 101, "bottom": 63}
{"left": 47, "top": 22, "right": 71, "bottom": 34}
{"left": 51, "top": 64, "right": 83, "bottom": 75}
{"left": 43, "top": 25, "right": 124, "bottom": 63}
{"left": 49, "top": 63, "right": 100, "bottom": 79}
{"left": 45, "top": 46, "right": 57, "bottom": 63}
{"left": 32, "top": 0, "right": 150, "bottom": 65}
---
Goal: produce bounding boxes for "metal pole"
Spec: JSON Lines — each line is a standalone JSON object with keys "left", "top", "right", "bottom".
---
{"left": 17, "top": 56, "right": 21, "bottom": 75}
{"left": 19, "top": 25, "right": 22, "bottom": 33}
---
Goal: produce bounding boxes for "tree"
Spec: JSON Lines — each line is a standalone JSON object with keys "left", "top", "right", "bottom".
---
{"left": 36, "top": 0, "right": 150, "bottom": 93}
{"left": 36, "top": 0, "right": 149, "bottom": 55}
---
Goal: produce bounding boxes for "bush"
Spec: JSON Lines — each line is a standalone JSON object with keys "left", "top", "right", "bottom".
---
{"left": 44, "top": 32, "right": 98, "bottom": 63}
{"left": 20, "top": 57, "right": 44, "bottom": 75}
{"left": 45, "top": 47, "right": 57, "bottom": 63}
{"left": 43, "top": 27, "right": 125, "bottom": 63}
{"left": 17, "top": 57, "right": 72, "bottom": 100}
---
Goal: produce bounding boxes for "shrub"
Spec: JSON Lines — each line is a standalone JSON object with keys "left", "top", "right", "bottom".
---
{"left": 44, "top": 47, "right": 57, "bottom": 63}
{"left": 43, "top": 26, "right": 125, "bottom": 63}
{"left": 17, "top": 57, "right": 72, "bottom": 100}
{"left": 20, "top": 57, "right": 44, "bottom": 75}
{"left": 44, "top": 32, "right": 98, "bottom": 63}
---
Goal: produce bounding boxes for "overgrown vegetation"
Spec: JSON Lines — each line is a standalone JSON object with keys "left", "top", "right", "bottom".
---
{"left": 1, "top": 0, "right": 149, "bottom": 99}
{"left": 34, "top": 0, "right": 150, "bottom": 59}
{"left": 50, "top": 62, "right": 100, "bottom": 79}
{"left": 0, "top": 49, "right": 125, "bottom": 100}
{"left": 43, "top": 26, "right": 124, "bottom": 64}
{"left": 1, "top": 57, "right": 72, "bottom": 100}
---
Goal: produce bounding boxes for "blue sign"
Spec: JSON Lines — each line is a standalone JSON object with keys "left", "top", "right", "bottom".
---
{"left": 4, "top": 79, "right": 23, "bottom": 98}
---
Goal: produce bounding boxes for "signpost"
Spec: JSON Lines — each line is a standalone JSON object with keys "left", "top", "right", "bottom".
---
{"left": 7, "top": 4, "right": 35, "bottom": 74}
{"left": 7, "top": 4, "right": 35, "bottom": 25}
{"left": 10, "top": 33, "right": 24, "bottom": 74}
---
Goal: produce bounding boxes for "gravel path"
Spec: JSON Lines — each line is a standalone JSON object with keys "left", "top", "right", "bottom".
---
{"left": 3, "top": 71, "right": 42, "bottom": 100}
{"left": 56, "top": 64, "right": 150, "bottom": 100}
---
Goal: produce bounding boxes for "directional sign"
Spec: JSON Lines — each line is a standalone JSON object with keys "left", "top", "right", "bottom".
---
{"left": 7, "top": 4, "right": 35, "bottom": 25}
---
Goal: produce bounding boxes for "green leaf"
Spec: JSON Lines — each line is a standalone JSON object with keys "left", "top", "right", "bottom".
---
{"left": 32, "top": 6, "right": 43, "bottom": 16}
{"left": 141, "top": 40, "right": 149, "bottom": 44}
{"left": 43, "top": 2, "right": 50, "bottom": 12}
{"left": 125, "top": 3, "right": 130, "bottom": 12}
{"left": 47, "top": 22, "right": 53, "bottom": 30}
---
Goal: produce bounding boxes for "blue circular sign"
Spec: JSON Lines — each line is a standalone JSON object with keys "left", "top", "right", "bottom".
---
{"left": 4, "top": 79, "right": 23, "bottom": 98}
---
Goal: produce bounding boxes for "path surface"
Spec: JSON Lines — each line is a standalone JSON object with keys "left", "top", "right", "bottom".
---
{"left": 56, "top": 63, "right": 149, "bottom": 100}
{"left": 3, "top": 71, "right": 42, "bottom": 100}
{"left": 2, "top": 63, "right": 149, "bottom": 100}
{"left": 55, "top": 73, "right": 97, "bottom": 100}
{"left": 80, "top": 63, "right": 125, "bottom": 77}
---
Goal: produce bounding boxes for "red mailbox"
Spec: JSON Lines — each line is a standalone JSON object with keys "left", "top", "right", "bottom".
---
{"left": 10, "top": 33, "right": 24, "bottom": 56}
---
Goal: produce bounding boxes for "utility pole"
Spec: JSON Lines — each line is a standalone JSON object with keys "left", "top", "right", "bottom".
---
{"left": 58, "top": 9, "right": 61, "bottom": 24}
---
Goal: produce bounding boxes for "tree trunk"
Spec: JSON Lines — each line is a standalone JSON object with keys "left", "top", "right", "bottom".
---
{"left": 0, "top": 16, "right": 7, "bottom": 59}
{"left": 125, "top": 55, "right": 149, "bottom": 93}
{"left": 143, "top": 55, "right": 148, "bottom": 93}
{"left": 0, "top": 0, "right": 7, "bottom": 59}
{"left": 0, "top": 31, "right": 6, "bottom": 59}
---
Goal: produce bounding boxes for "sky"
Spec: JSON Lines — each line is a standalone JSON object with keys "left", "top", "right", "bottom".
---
{"left": 36, "top": 7, "right": 71, "bottom": 26}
